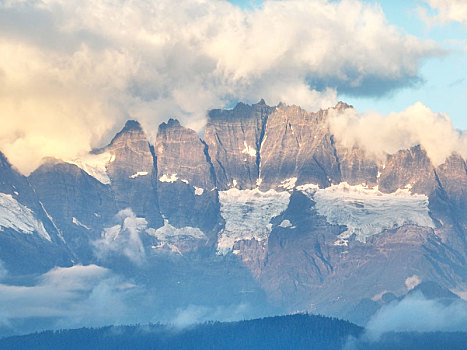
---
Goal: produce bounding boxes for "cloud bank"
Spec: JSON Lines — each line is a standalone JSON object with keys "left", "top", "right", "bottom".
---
{"left": 0, "top": 0, "right": 442, "bottom": 174}
{"left": 0, "top": 265, "right": 141, "bottom": 332}
{"left": 328, "top": 102, "right": 467, "bottom": 166}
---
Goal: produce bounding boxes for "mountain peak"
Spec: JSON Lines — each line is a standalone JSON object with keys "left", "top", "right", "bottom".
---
{"left": 409, "top": 281, "right": 460, "bottom": 300}
{"left": 122, "top": 120, "right": 143, "bottom": 132}
{"left": 335, "top": 101, "right": 352, "bottom": 110}
{"left": 158, "top": 118, "right": 182, "bottom": 132}
{"left": 108, "top": 120, "right": 145, "bottom": 146}
{"left": 277, "top": 101, "right": 286, "bottom": 108}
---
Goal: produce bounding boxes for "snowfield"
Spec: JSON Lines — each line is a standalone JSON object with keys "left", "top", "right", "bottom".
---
{"left": 67, "top": 151, "right": 115, "bottom": 184}
{"left": 0, "top": 193, "right": 51, "bottom": 241}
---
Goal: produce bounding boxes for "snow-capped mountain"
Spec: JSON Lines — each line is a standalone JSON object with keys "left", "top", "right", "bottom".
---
{"left": 0, "top": 100, "right": 465, "bottom": 321}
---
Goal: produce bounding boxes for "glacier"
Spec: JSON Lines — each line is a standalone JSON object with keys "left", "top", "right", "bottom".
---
{"left": 217, "top": 188, "right": 290, "bottom": 255}
{"left": 299, "top": 182, "right": 435, "bottom": 245}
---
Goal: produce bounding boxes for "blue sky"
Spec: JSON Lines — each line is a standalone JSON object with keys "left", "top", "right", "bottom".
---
{"left": 229, "top": 0, "right": 467, "bottom": 130}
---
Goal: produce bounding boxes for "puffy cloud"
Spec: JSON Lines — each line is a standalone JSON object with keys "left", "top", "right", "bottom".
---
{"left": 328, "top": 102, "right": 467, "bottom": 166}
{"left": 0, "top": 0, "right": 442, "bottom": 174}
{"left": 92, "top": 209, "right": 148, "bottom": 265}
{"left": 417, "top": 0, "right": 467, "bottom": 27}
{"left": 405, "top": 275, "right": 422, "bottom": 291}
{"left": 365, "top": 292, "right": 467, "bottom": 340}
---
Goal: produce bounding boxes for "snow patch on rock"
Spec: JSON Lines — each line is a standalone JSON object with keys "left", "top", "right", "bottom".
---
{"left": 241, "top": 141, "right": 256, "bottom": 157}
{"left": 72, "top": 217, "right": 91, "bottom": 230}
{"left": 299, "top": 182, "right": 434, "bottom": 245}
{"left": 0, "top": 193, "right": 51, "bottom": 241}
{"left": 159, "top": 174, "right": 178, "bottom": 183}
{"left": 256, "top": 178, "right": 263, "bottom": 187}
{"left": 129, "top": 171, "right": 148, "bottom": 179}
{"left": 194, "top": 186, "right": 204, "bottom": 196}
{"left": 279, "top": 177, "right": 297, "bottom": 190}
{"left": 279, "top": 219, "right": 293, "bottom": 228}
{"left": 146, "top": 220, "right": 206, "bottom": 244}
{"left": 217, "top": 188, "right": 290, "bottom": 255}
{"left": 296, "top": 183, "right": 320, "bottom": 192}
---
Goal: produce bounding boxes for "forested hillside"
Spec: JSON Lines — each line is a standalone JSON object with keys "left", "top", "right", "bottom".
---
{"left": 0, "top": 314, "right": 360, "bottom": 350}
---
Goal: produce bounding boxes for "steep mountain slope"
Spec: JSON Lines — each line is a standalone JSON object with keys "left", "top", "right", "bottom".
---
{"left": 29, "top": 159, "right": 116, "bottom": 263}
{"left": 0, "top": 153, "right": 71, "bottom": 274}
{"left": 155, "top": 118, "right": 221, "bottom": 240}
{"left": 204, "top": 100, "right": 274, "bottom": 189}
{"left": 0, "top": 100, "right": 465, "bottom": 323}
{"left": 103, "top": 120, "right": 164, "bottom": 229}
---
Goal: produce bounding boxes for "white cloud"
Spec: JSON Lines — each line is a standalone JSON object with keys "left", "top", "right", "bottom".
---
{"left": 0, "top": 264, "right": 255, "bottom": 335}
{"left": 405, "top": 275, "right": 422, "bottom": 290}
{"left": 417, "top": 0, "right": 467, "bottom": 27}
{"left": 365, "top": 292, "right": 467, "bottom": 340}
{"left": 92, "top": 209, "right": 148, "bottom": 265}
{"left": 0, "top": 0, "right": 442, "bottom": 174}
{"left": 171, "top": 303, "right": 250, "bottom": 329}
{"left": 0, "top": 264, "right": 145, "bottom": 332}
{"left": 328, "top": 102, "right": 467, "bottom": 166}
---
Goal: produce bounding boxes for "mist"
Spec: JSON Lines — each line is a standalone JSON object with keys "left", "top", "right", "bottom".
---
{"left": 0, "top": 263, "right": 255, "bottom": 337}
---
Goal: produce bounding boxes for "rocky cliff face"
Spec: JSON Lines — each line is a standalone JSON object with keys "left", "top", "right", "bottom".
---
{"left": 0, "top": 100, "right": 465, "bottom": 323}
{"left": 436, "top": 154, "right": 467, "bottom": 229}
{"left": 204, "top": 100, "right": 274, "bottom": 189}
{"left": 155, "top": 119, "right": 221, "bottom": 237}
{"left": 259, "top": 104, "right": 341, "bottom": 189}
{"left": 104, "top": 120, "right": 164, "bottom": 229}
{"left": 378, "top": 145, "right": 437, "bottom": 194}
{"left": 0, "top": 153, "right": 71, "bottom": 274}
{"left": 29, "top": 159, "right": 116, "bottom": 263}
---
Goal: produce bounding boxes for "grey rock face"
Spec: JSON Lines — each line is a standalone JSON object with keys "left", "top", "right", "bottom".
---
{"left": 259, "top": 104, "right": 341, "bottom": 189}
{"left": 155, "top": 119, "right": 221, "bottom": 236}
{"left": 28, "top": 121, "right": 164, "bottom": 264}
{"left": 436, "top": 154, "right": 467, "bottom": 228}
{"left": 204, "top": 101, "right": 274, "bottom": 190}
{"left": 105, "top": 120, "right": 163, "bottom": 229}
{"left": 335, "top": 145, "right": 379, "bottom": 186}
{"left": 29, "top": 159, "right": 116, "bottom": 263}
{"left": 378, "top": 145, "right": 438, "bottom": 194}
{"left": 0, "top": 153, "right": 71, "bottom": 274}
